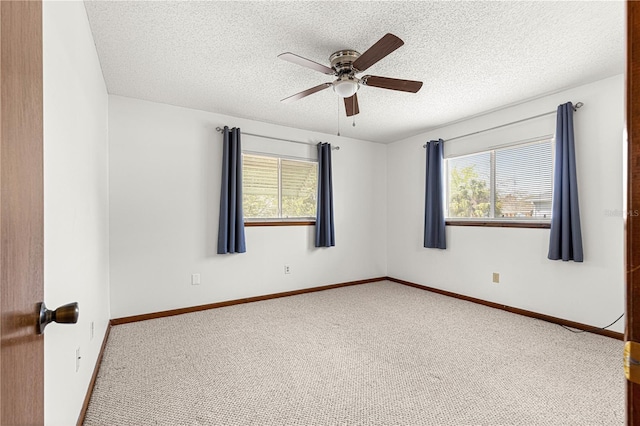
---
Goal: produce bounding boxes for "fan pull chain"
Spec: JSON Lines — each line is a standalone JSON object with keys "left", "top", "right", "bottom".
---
{"left": 352, "top": 96, "right": 356, "bottom": 127}
{"left": 337, "top": 96, "right": 341, "bottom": 137}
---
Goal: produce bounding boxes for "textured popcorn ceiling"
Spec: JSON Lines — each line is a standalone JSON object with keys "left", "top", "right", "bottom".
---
{"left": 84, "top": 1, "right": 624, "bottom": 143}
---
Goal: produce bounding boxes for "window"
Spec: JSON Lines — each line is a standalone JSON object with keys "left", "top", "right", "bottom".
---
{"left": 242, "top": 153, "right": 318, "bottom": 222}
{"left": 445, "top": 139, "right": 553, "bottom": 224}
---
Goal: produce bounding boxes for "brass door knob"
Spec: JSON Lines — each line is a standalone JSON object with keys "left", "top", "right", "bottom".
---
{"left": 37, "top": 302, "right": 79, "bottom": 334}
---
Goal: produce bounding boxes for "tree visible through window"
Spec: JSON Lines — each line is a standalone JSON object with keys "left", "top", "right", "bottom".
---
{"left": 446, "top": 139, "right": 553, "bottom": 221}
{"left": 243, "top": 154, "right": 317, "bottom": 220}
{"left": 448, "top": 151, "right": 494, "bottom": 218}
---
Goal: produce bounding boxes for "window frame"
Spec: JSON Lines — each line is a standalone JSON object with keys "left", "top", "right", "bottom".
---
{"left": 444, "top": 137, "right": 554, "bottom": 229}
{"left": 242, "top": 151, "right": 317, "bottom": 227}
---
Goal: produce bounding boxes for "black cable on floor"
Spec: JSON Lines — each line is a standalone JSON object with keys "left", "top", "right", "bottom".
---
{"left": 559, "top": 313, "right": 624, "bottom": 334}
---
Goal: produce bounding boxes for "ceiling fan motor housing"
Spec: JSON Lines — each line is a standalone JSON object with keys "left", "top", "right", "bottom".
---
{"left": 329, "top": 50, "right": 361, "bottom": 74}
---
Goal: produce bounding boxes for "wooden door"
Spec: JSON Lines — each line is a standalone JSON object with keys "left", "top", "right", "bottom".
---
{"left": 629, "top": 1, "right": 640, "bottom": 424}
{"left": 0, "top": 1, "right": 44, "bottom": 424}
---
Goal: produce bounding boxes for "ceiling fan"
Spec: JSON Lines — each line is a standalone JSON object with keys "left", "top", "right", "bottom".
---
{"left": 278, "top": 33, "right": 423, "bottom": 117}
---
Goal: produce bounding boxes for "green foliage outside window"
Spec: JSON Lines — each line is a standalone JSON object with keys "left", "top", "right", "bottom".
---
{"left": 448, "top": 166, "right": 502, "bottom": 218}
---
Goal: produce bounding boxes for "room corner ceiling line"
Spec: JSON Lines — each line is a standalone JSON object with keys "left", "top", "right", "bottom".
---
{"left": 215, "top": 127, "right": 340, "bottom": 150}
{"left": 422, "top": 102, "right": 584, "bottom": 147}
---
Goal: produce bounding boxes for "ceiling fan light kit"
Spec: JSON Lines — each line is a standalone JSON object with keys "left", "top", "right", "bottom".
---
{"left": 278, "top": 33, "right": 423, "bottom": 117}
{"left": 333, "top": 75, "right": 359, "bottom": 98}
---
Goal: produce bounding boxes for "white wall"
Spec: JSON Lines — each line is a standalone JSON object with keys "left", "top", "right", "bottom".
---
{"left": 108, "top": 96, "right": 387, "bottom": 319}
{"left": 387, "top": 74, "right": 625, "bottom": 332}
{"left": 43, "top": 1, "right": 110, "bottom": 424}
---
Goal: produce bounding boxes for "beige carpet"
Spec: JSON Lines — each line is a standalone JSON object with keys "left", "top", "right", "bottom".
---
{"left": 84, "top": 281, "right": 623, "bottom": 425}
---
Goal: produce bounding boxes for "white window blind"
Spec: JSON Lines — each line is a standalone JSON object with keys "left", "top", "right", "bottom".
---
{"left": 446, "top": 139, "right": 553, "bottom": 221}
{"left": 242, "top": 154, "right": 317, "bottom": 220}
{"left": 243, "top": 155, "right": 278, "bottom": 218}
{"left": 281, "top": 159, "right": 317, "bottom": 218}
{"left": 495, "top": 141, "right": 553, "bottom": 219}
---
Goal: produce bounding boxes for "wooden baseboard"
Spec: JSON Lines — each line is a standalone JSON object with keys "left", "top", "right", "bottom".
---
{"left": 110, "top": 276, "right": 622, "bottom": 340}
{"left": 76, "top": 322, "right": 112, "bottom": 426}
{"left": 386, "top": 276, "right": 623, "bottom": 340}
{"left": 110, "top": 277, "right": 387, "bottom": 325}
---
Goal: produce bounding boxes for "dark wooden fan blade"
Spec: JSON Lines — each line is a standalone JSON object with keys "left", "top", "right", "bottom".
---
{"left": 278, "top": 52, "right": 335, "bottom": 75}
{"left": 352, "top": 33, "right": 404, "bottom": 72}
{"left": 344, "top": 93, "right": 359, "bottom": 117}
{"left": 281, "top": 83, "right": 332, "bottom": 103}
{"left": 361, "top": 75, "right": 423, "bottom": 93}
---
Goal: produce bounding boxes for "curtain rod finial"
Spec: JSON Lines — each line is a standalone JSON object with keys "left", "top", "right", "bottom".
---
{"left": 574, "top": 102, "right": 584, "bottom": 110}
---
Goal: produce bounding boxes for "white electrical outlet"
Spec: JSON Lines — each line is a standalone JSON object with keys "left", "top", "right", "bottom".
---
{"left": 492, "top": 272, "right": 500, "bottom": 284}
{"left": 75, "top": 347, "right": 81, "bottom": 373}
{"left": 284, "top": 265, "right": 291, "bottom": 274}
{"left": 191, "top": 273, "right": 201, "bottom": 285}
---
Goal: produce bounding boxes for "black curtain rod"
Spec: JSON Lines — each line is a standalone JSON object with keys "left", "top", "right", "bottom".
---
{"left": 423, "top": 102, "right": 584, "bottom": 147}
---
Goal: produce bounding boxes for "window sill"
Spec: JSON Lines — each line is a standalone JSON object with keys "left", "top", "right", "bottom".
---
{"left": 445, "top": 220, "right": 551, "bottom": 229}
{"left": 245, "top": 221, "right": 315, "bottom": 227}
